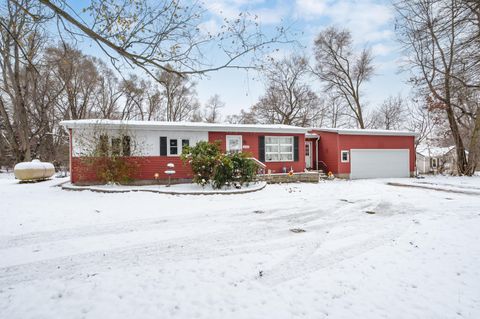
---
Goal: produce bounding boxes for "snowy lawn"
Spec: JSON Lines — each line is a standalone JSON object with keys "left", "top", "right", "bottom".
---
{"left": 0, "top": 174, "right": 480, "bottom": 318}
{"left": 62, "top": 180, "right": 266, "bottom": 195}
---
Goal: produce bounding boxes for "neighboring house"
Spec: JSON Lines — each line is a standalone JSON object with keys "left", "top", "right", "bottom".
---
{"left": 60, "top": 120, "right": 417, "bottom": 183}
{"left": 416, "top": 145, "right": 457, "bottom": 175}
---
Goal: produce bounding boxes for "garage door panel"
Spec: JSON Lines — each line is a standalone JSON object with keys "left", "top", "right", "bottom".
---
{"left": 350, "top": 149, "right": 409, "bottom": 179}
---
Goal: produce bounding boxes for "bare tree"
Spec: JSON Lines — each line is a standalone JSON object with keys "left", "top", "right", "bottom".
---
{"left": 395, "top": 0, "right": 479, "bottom": 175}
{"left": 406, "top": 96, "right": 442, "bottom": 150}
{"left": 225, "top": 109, "right": 258, "bottom": 124}
{"left": 313, "top": 27, "right": 374, "bottom": 129}
{"left": 93, "top": 61, "right": 123, "bottom": 119}
{"left": 251, "top": 55, "right": 324, "bottom": 127}
{"left": 10, "top": 0, "right": 292, "bottom": 78}
{"left": 370, "top": 95, "right": 407, "bottom": 130}
{"left": 118, "top": 75, "right": 147, "bottom": 120}
{"left": 46, "top": 44, "right": 100, "bottom": 120}
{"left": 0, "top": 0, "right": 45, "bottom": 161}
{"left": 203, "top": 94, "right": 225, "bottom": 123}
{"left": 158, "top": 68, "right": 199, "bottom": 121}
{"left": 324, "top": 93, "right": 353, "bottom": 128}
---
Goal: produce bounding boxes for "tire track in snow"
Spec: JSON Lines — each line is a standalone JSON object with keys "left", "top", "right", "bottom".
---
{"left": 260, "top": 199, "right": 418, "bottom": 285}
{"left": 0, "top": 203, "right": 356, "bottom": 286}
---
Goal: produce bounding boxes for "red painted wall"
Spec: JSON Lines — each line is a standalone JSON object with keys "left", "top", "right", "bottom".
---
{"left": 314, "top": 130, "right": 415, "bottom": 175}
{"left": 69, "top": 130, "right": 307, "bottom": 183}
{"left": 337, "top": 134, "right": 416, "bottom": 174}
{"left": 71, "top": 156, "right": 192, "bottom": 183}
{"left": 208, "top": 131, "right": 306, "bottom": 173}
{"left": 314, "top": 131, "right": 340, "bottom": 174}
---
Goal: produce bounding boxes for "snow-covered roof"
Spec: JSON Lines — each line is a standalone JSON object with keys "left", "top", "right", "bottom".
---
{"left": 306, "top": 133, "right": 319, "bottom": 139}
{"left": 311, "top": 127, "right": 418, "bottom": 137}
{"left": 60, "top": 119, "right": 309, "bottom": 134}
{"left": 416, "top": 145, "right": 455, "bottom": 157}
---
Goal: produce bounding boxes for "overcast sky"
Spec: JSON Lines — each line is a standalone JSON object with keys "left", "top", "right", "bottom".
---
{"left": 73, "top": 0, "right": 411, "bottom": 118}
{"left": 194, "top": 0, "right": 411, "bottom": 117}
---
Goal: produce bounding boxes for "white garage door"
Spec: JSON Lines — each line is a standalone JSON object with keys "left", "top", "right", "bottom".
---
{"left": 350, "top": 149, "right": 410, "bottom": 179}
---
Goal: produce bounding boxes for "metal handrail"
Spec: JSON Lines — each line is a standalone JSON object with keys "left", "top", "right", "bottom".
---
{"left": 317, "top": 160, "right": 328, "bottom": 172}
{"left": 248, "top": 157, "right": 266, "bottom": 168}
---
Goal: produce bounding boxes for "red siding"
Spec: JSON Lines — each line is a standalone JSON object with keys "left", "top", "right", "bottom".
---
{"left": 314, "top": 130, "right": 415, "bottom": 175}
{"left": 71, "top": 156, "right": 192, "bottom": 183}
{"left": 337, "top": 134, "right": 416, "bottom": 174}
{"left": 208, "top": 131, "right": 306, "bottom": 173}
{"left": 315, "top": 131, "right": 340, "bottom": 174}
{"left": 70, "top": 130, "right": 307, "bottom": 183}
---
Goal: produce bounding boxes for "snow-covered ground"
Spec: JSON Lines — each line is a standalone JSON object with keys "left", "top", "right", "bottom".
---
{"left": 1, "top": 174, "right": 479, "bottom": 318}
{"left": 62, "top": 180, "right": 266, "bottom": 194}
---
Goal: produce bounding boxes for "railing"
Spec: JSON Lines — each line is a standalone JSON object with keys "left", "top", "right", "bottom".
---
{"left": 248, "top": 157, "right": 266, "bottom": 175}
{"left": 317, "top": 160, "right": 328, "bottom": 172}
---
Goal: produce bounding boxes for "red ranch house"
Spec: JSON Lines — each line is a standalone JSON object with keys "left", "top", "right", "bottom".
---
{"left": 60, "top": 120, "right": 417, "bottom": 184}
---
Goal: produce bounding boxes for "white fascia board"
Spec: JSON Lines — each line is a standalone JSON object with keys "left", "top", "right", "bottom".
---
{"left": 60, "top": 120, "right": 308, "bottom": 134}
{"left": 312, "top": 127, "right": 418, "bottom": 137}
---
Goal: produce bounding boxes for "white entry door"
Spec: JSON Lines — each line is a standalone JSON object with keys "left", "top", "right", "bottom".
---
{"left": 350, "top": 149, "right": 410, "bottom": 179}
{"left": 305, "top": 141, "right": 312, "bottom": 169}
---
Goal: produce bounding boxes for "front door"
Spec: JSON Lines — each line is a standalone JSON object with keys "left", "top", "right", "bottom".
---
{"left": 305, "top": 141, "right": 312, "bottom": 169}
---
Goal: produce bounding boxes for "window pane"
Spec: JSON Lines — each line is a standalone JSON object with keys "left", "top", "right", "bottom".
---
{"left": 265, "top": 145, "right": 279, "bottom": 153}
{"left": 279, "top": 137, "right": 291, "bottom": 144}
{"left": 227, "top": 136, "right": 242, "bottom": 152}
{"left": 170, "top": 139, "right": 178, "bottom": 155}
{"left": 111, "top": 138, "right": 121, "bottom": 156}
{"left": 280, "top": 154, "right": 293, "bottom": 161}
{"left": 266, "top": 153, "right": 279, "bottom": 161}
{"left": 280, "top": 145, "right": 292, "bottom": 152}
{"left": 265, "top": 137, "right": 276, "bottom": 144}
{"left": 265, "top": 136, "right": 294, "bottom": 162}
{"left": 182, "top": 139, "right": 189, "bottom": 147}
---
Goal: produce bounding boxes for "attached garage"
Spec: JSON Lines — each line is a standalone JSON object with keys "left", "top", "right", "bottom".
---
{"left": 312, "top": 128, "right": 417, "bottom": 179}
{"left": 350, "top": 149, "right": 410, "bottom": 179}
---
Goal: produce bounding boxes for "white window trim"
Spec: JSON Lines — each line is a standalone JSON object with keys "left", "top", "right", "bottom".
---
{"left": 341, "top": 150, "right": 350, "bottom": 163}
{"left": 168, "top": 138, "right": 190, "bottom": 156}
{"left": 265, "top": 136, "right": 294, "bottom": 162}
{"left": 226, "top": 135, "right": 243, "bottom": 153}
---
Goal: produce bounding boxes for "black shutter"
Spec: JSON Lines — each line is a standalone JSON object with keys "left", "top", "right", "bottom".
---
{"left": 122, "top": 136, "right": 131, "bottom": 156}
{"left": 160, "top": 136, "right": 167, "bottom": 156}
{"left": 293, "top": 136, "right": 299, "bottom": 161}
{"left": 258, "top": 136, "right": 265, "bottom": 162}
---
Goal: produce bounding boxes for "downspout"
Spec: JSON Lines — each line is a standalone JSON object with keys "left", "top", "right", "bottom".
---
{"left": 316, "top": 136, "right": 319, "bottom": 171}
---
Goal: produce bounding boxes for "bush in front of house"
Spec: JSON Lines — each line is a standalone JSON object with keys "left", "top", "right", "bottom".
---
{"left": 76, "top": 126, "right": 141, "bottom": 184}
{"left": 229, "top": 151, "right": 258, "bottom": 186}
{"left": 181, "top": 141, "right": 220, "bottom": 186}
{"left": 181, "top": 141, "right": 257, "bottom": 189}
{"left": 92, "top": 157, "right": 139, "bottom": 184}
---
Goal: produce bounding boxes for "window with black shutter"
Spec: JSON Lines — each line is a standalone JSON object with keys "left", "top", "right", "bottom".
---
{"left": 293, "top": 136, "right": 299, "bottom": 161}
{"left": 258, "top": 136, "right": 265, "bottom": 162}
{"left": 98, "top": 134, "right": 109, "bottom": 156}
{"left": 122, "top": 136, "right": 131, "bottom": 156}
{"left": 160, "top": 137, "right": 167, "bottom": 156}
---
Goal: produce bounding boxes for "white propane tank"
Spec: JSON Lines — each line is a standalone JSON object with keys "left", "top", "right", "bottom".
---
{"left": 14, "top": 159, "right": 55, "bottom": 181}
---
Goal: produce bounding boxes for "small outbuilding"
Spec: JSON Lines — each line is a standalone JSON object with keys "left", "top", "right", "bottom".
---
{"left": 416, "top": 145, "right": 457, "bottom": 175}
